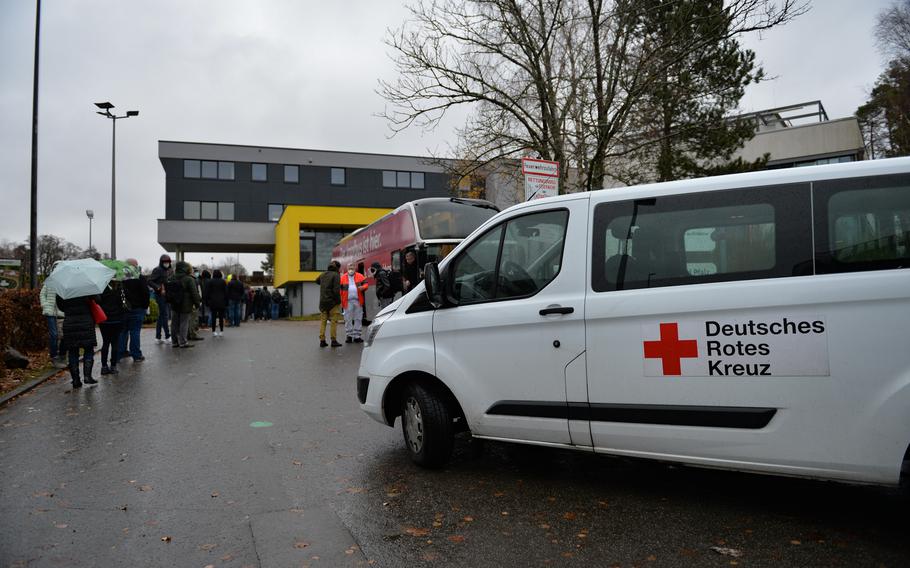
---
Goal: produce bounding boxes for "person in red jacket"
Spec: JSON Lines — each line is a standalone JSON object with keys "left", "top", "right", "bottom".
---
{"left": 340, "top": 263, "right": 369, "bottom": 343}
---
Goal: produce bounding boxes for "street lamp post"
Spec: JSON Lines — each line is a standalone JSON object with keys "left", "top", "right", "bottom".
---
{"left": 94, "top": 102, "right": 138, "bottom": 259}
{"left": 86, "top": 209, "right": 94, "bottom": 253}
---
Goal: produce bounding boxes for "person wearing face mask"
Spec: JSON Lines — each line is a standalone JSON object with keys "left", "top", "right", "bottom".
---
{"left": 148, "top": 254, "right": 173, "bottom": 344}
{"left": 339, "top": 263, "right": 369, "bottom": 343}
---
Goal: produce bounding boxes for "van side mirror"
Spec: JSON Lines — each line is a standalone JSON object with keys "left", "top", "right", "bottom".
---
{"left": 424, "top": 262, "right": 443, "bottom": 308}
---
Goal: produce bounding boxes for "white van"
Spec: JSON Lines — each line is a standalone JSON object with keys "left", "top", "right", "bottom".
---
{"left": 357, "top": 157, "right": 910, "bottom": 486}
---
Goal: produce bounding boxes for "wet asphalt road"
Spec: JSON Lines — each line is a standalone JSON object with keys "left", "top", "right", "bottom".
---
{"left": 0, "top": 321, "right": 907, "bottom": 568}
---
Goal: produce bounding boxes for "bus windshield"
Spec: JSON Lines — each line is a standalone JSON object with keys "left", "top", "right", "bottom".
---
{"left": 413, "top": 199, "right": 499, "bottom": 240}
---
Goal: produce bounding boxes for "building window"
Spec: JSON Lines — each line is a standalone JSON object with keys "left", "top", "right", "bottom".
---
{"left": 299, "top": 228, "right": 344, "bottom": 272}
{"left": 183, "top": 201, "right": 200, "bottom": 219}
{"left": 382, "top": 170, "right": 396, "bottom": 188}
{"left": 218, "top": 162, "right": 235, "bottom": 180}
{"left": 184, "top": 160, "right": 200, "bottom": 178}
{"left": 284, "top": 165, "right": 299, "bottom": 183}
{"left": 382, "top": 170, "right": 427, "bottom": 189}
{"left": 201, "top": 201, "right": 218, "bottom": 220}
{"left": 201, "top": 161, "right": 218, "bottom": 179}
{"left": 252, "top": 163, "right": 268, "bottom": 182}
{"left": 218, "top": 202, "right": 234, "bottom": 220}
{"left": 331, "top": 168, "right": 346, "bottom": 186}
{"left": 268, "top": 203, "right": 284, "bottom": 222}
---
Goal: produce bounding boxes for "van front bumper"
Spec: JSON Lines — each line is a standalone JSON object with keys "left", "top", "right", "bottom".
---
{"left": 358, "top": 372, "right": 394, "bottom": 426}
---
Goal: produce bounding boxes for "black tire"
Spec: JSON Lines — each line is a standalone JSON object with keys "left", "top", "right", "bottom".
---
{"left": 400, "top": 382, "right": 455, "bottom": 468}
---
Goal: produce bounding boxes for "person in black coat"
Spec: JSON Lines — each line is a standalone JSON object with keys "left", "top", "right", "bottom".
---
{"left": 227, "top": 275, "right": 245, "bottom": 326}
{"left": 98, "top": 281, "right": 127, "bottom": 375}
{"left": 205, "top": 270, "right": 228, "bottom": 336}
{"left": 57, "top": 294, "right": 99, "bottom": 388}
{"left": 119, "top": 259, "right": 150, "bottom": 362}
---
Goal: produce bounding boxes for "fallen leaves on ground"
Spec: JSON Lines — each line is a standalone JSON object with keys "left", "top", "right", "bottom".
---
{"left": 199, "top": 543, "right": 216, "bottom": 551}
{"left": 563, "top": 512, "right": 577, "bottom": 521}
{"left": 447, "top": 535, "right": 465, "bottom": 543}
{"left": 139, "top": 485, "right": 152, "bottom": 492}
{"left": 294, "top": 541, "right": 310, "bottom": 549}
{"left": 404, "top": 527, "right": 430, "bottom": 537}
{"left": 161, "top": 536, "right": 172, "bottom": 542}
{"left": 710, "top": 546, "right": 743, "bottom": 558}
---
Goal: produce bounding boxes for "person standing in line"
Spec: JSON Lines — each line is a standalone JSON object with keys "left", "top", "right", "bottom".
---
{"left": 40, "top": 275, "right": 66, "bottom": 368}
{"left": 244, "top": 285, "right": 254, "bottom": 321}
{"left": 148, "top": 254, "right": 173, "bottom": 344}
{"left": 316, "top": 260, "right": 342, "bottom": 348}
{"left": 205, "top": 269, "right": 228, "bottom": 336}
{"left": 187, "top": 270, "right": 204, "bottom": 341}
{"left": 119, "top": 258, "right": 150, "bottom": 362}
{"left": 56, "top": 294, "right": 99, "bottom": 388}
{"left": 402, "top": 250, "right": 422, "bottom": 293}
{"left": 371, "top": 261, "right": 395, "bottom": 311}
{"left": 98, "top": 280, "right": 127, "bottom": 375}
{"left": 340, "top": 262, "right": 369, "bottom": 344}
{"left": 167, "top": 261, "right": 201, "bottom": 348}
{"left": 270, "top": 288, "right": 282, "bottom": 320}
{"left": 198, "top": 269, "right": 211, "bottom": 328}
{"left": 227, "top": 274, "right": 245, "bottom": 327}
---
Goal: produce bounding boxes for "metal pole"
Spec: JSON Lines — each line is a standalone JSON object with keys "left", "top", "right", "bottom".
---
{"left": 88, "top": 218, "right": 93, "bottom": 252}
{"left": 28, "top": 0, "right": 41, "bottom": 288}
{"left": 111, "top": 116, "right": 116, "bottom": 259}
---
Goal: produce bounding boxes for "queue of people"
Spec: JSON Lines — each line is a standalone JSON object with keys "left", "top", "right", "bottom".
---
{"left": 40, "top": 254, "right": 287, "bottom": 390}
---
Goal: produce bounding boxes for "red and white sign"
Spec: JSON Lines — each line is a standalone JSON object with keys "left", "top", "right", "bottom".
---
{"left": 642, "top": 316, "right": 830, "bottom": 377}
{"left": 522, "top": 158, "right": 559, "bottom": 200}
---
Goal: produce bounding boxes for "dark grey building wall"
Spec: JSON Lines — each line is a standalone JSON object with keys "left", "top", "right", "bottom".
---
{"left": 162, "top": 158, "right": 453, "bottom": 222}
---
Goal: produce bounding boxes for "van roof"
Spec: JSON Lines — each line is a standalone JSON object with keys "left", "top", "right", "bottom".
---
{"left": 502, "top": 156, "right": 910, "bottom": 215}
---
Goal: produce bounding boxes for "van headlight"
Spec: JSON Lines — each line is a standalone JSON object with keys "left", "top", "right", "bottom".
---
{"left": 364, "top": 312, "right": 393, "bottom": 347}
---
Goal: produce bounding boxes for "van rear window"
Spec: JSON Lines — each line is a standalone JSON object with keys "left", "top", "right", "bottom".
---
{"left": 814, "top": 174, "right": 910, "bottom": 273}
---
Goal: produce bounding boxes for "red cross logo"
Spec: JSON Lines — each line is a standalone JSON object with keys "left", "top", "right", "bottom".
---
{"left": 643, "top": 322, "right": 698, "bottom": 376}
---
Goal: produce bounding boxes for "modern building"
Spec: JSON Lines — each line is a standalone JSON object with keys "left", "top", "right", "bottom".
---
{"left": 157, "top": 141, "right": 458, "bottom": 314}
{"left": 157, "top": 101, "right": 866, "bottom": 314}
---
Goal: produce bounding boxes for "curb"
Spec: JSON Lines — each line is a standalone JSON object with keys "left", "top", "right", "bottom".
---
{"left": 0, "top": 347, "right": 102, "bottom": 407}
{"left": 0, "top": 364, "right": 66, "bottom": 406}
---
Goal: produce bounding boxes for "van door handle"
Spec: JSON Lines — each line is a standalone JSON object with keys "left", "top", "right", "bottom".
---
{"left": 539, "top": 306, "right": 574, "bottom": 316}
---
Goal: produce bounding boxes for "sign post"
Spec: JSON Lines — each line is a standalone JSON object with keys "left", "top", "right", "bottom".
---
{"left": 522, "top": 158, "right": 560, "bottom": 201}
{"left": 0, "top": 259, "right": 23, "bottom": 291}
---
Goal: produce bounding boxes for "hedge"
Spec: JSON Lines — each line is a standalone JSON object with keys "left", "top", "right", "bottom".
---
{"left": 0, "top": 289, "right": 46, "bottom": 374}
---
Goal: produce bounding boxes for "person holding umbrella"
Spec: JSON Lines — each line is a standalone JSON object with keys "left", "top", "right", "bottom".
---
{"left": 98, "top": 260, "right": 133, "bottom": 375}
{"left": 45, "top": 259, "right": 116, "bottom": 389}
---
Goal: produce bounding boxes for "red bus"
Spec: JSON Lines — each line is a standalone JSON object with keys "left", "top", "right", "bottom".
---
{"left": 332, "top": 197, "right": 499, "bottom": 311}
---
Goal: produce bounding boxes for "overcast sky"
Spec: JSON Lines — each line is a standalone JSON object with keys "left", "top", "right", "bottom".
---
{"left": 0, "top": 0, "right": 893, "bottom": 272}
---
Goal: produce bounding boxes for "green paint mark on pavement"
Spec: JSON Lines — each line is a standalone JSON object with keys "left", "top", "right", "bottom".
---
{"left": 250, "top": 421, "right": 274, "bottom": 428}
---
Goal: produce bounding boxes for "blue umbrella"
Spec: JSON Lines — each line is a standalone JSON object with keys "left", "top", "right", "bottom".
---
{"left": 44, "top": 258, "right": 116, "bottom": 300}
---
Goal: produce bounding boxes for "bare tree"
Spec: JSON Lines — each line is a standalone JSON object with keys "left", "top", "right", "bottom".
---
{"left": 876, "top": 0, "right": 910, "bottom": 58}
{"left": 381, "top": 0, "right": 807, "bottom": 192}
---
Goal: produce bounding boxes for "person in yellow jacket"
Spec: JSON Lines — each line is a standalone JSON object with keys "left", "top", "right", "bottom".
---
{"left": 340, "top": 263, "right": 369, "bottom": 343}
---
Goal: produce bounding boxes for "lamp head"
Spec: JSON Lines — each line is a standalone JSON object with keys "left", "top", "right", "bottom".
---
{"left": 126, "top": 110, "right": 139, "bottom": 117}
{"left": 86, "top": 209, "right": 94, "bottom": 219}
{"left": 94, "top": 101, "right": 114, "bottom": 110}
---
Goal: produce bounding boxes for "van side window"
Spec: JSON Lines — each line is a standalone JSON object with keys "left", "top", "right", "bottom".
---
{"left": 592, "top": 184, "right": 811, "bottom": 292}
{"left": 451, "top": 209, "right": 569, "bottom": 303}
{"left": 814, "top": 174, "right": 910, "bottom": 273}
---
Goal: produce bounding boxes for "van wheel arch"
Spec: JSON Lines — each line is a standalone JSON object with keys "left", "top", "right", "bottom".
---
{"left": 382, "top": 371, "right": 468, "bottom": 433}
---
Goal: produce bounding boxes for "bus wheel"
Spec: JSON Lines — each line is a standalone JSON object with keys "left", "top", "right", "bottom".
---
{"left": 401, "top": 382, "right": 454, "bottom": 468}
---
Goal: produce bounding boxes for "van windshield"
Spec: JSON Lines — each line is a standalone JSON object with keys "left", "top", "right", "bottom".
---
{"left": 414, "top": 199, "right": 499, "bottom": 240}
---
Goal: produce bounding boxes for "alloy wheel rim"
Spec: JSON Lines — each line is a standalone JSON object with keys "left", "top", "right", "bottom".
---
{"left": 404, "top": 397, "right": 423, "bottom": 453}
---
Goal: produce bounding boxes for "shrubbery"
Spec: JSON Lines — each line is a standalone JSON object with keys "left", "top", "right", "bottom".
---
{"left": 0, "top": 289, "right": 46, "bottom": 374}
{"left": 146, "top": 298, "right": 159, "bottom": 325}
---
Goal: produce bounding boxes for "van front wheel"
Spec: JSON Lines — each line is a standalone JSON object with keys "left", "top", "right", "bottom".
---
{"left": 401, "top": 383, "right": 454, "bottom": 468}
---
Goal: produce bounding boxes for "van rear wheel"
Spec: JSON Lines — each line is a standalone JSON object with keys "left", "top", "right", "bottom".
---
{"left": 401, "top": 382, "right": 454, "bottom": 468}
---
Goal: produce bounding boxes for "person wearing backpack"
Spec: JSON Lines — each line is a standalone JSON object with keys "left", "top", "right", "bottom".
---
{"left": 166, "top": 261, "right": 201, "bottom": 348}
{"left": 371, "top": 261, "right": 395, "bottom": 310}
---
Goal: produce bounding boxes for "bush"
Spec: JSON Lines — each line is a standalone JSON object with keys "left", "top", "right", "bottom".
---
{"left": 145, "top": 298, "right": 159, "bottom": 324}
{"left": 0, "top": 289, "right": 45, "bottom": 374}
